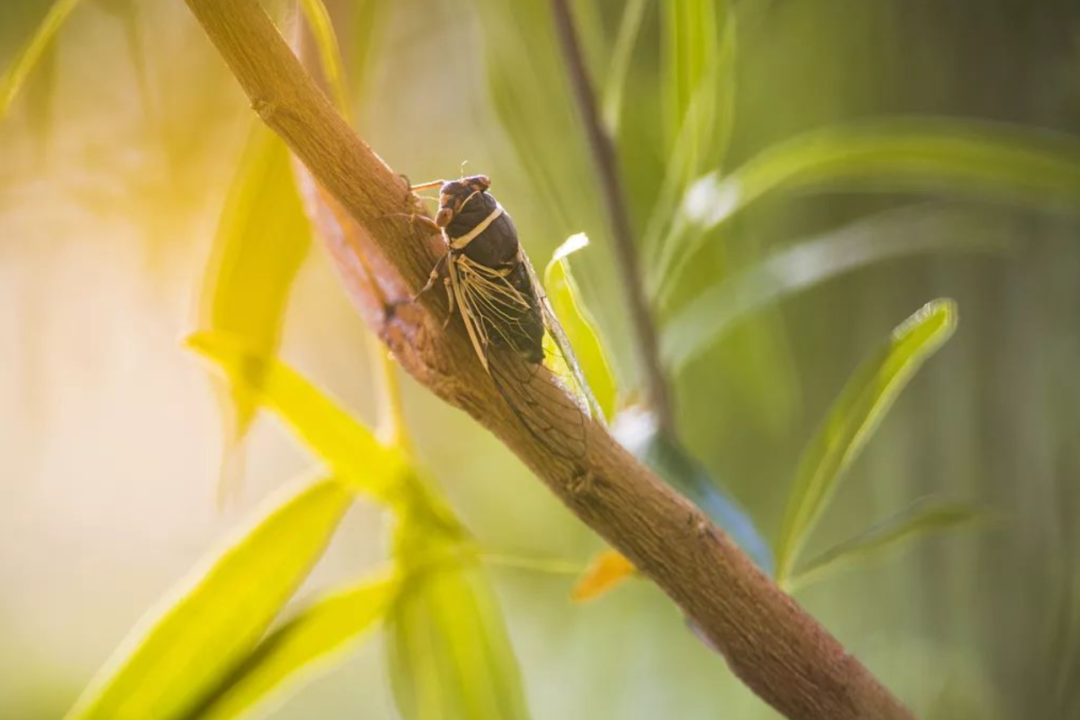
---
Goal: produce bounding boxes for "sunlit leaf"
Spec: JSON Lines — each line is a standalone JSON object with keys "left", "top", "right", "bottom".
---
{"left": 571, "top": 550, "right": 636, "bottom": 602}
{"left": 188, "top": 574, "right": 399, "bottom": 720}
{"left": 663, "top": 119, "right": 1080, "bottom": 283}
{"left": 298, "top": 0, "right": 351, "bottom": 120}
{"left": 65, "top": 477, "right": 353, "bottom": 720}
{"left": 346, "top": 0, "right": 390, "bottom": 110}
{"left": 662, "top": 204, "right": 1014, "bottom": 372}
{"left": 0, "top": 0, "right": 83, "bottom": 121}
{"left": 186, "top": 332, "right": 408, "bottom": 505}
{"left": 543, "top": 233, "right": 618, "bottom": 421}
{"left": 613, "top": 407, "right": 774, "bottom": 575}
{"left": 200, "top": 123, "right": 312, "bottom": 468}
{"left": 775, "top": 299, "right": 959, "bottom": 583}
{"left": 788, "top": 499, "right": 991, "bottom": 592}
{"left": 388, "top": 554, "right": 531, "bottom": 720}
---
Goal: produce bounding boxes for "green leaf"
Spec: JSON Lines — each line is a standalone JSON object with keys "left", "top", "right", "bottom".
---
{"left": 387, "top": 556, "right": 532, "bottom": 720}
{"left": 543, "top": 234, "right": 618, "bottom": 421}
{"left": 662, "top": 118, "right": 1080, "bottom": 285}
{"left": 297, "top": 0, "right": 351, "bottom": 120}
{"left": 600, "top": 0, "right": 647, "bottom": 134}
{"left": 788, "top": 499, "right": 991, "bottom": 592}
{"left": 0, "top": 0, "right": 84, "bottom": 121}
{"left": 200, "top": 123, "right": 312, "bottom": 463}
{"left": 775, "top": 299, "right": 959, "bottom": 583}
{"left": 186, "top": 332, "right": 408, "bottom": 505}
{"left": 188, "top": 574, "right": 399, "bottom": 720}
{"left": 65, "top": 477, "right": 353, "bottom": 720}
{"left": 662, "top": 204, "right": 1013, "bottom": 373}
{"left": 613, "top": 408, "right": 774, "bottom": 575}
{"left": 346, "top": 0, "right": 390, "bottom": 113}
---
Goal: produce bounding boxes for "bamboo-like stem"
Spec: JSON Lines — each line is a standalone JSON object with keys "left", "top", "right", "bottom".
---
{"left": 180, "top": 2, "right": 914, "bottom": 718}
{"left": 548, "top": 0, "right": 676, "bottom": 436}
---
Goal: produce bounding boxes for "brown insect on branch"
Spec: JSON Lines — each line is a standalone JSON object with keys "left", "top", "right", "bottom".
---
{"left": 180, "top": 1, "right": 914, "bottom": 719}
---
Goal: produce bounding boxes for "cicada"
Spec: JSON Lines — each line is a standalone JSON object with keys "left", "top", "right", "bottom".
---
{"left": 408, "top": 174, "right": 601, "bottom": 459}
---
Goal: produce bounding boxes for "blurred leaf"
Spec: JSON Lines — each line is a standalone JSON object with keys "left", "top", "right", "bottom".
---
{"left": 298, "top": 0, "right": 351, "bottom": 120}
{"left": 347, "top": 0, "right": 389, "bottom": 109}
{"left": 186, "top": 332, "right": 408, "bottom": 505}
{"left": 65, "top": 477, "right": 353, "bottom": 720}
{"left": 543, "top": 233, "right": 618, "bottom": 421}
{"left": 189, "top": 574, "right": 399, "bottom": 720}
{"left": 788, "top": 499, "right": 990, "bottom": 592}
{"left": 663, "top": 204, "right": 1014, "bottom": 372}
{"left": 601, "top": 0, "right": 647, "bottom": 134}
{"left": 475, "top": 0, "right": 602, "bottom": 239}
{"left": 613, "top": 407, "right": 774, "bottom": 574}
{"left": 0, "top": 0, "right": 83, "bottom": 121}
{"left": 388, "top": 555, "right": 531, "bottom": 720}
{"left": 200, "top": 124, "right": 312, "bottom": 464}
{"left": 571, "top": 549, "right": 636, "bottom": 602}
{"left": 664, "top": 119, "right": 1080, "bottom": 283}
{"left": 775, "top": 299, "right": 959, "bottom": 583}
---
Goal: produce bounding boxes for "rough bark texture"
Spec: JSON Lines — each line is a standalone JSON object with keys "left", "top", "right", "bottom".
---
{"left": 180, "top": 1, "right": 915, "bottom": 718}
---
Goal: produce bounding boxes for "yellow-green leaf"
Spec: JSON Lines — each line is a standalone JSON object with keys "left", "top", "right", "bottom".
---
{"left": 388, "top": 557, "right": 531, "bottom": 720}
{"left": 297, "top": 0, "right": 351, "bottom": 120}
{"left": 543, "top": 234, "right": 618, "bottom": 421}
{"left": 186, "top": 332, "right": 407, "bottom": 504}
{"left": 65, "top": 477, "right": 353, "bottom": 720}
{"left": 664, "top": 119, "right": 1080, "bottom": 284}
{"left": 775, "top": 299, "right": 959, "bottom": 583}
{"left": 189, "top": 574, "right": 399, "bottom": 720}
{"left": 200, "top": 123, "right": 312, "bottom": 461}
{"left": 0, "top": 0, "right": 84, "bottom": 121}
{"left": 787, "top": 499, "right": 990, "bottom": 592}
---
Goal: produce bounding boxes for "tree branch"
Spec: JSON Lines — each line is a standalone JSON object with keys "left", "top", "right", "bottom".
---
{"left": 180, "top": 2, "right": 913, "bottom": 719}
{"left": 548, "top": 0, "right": 675, "bottom": 436}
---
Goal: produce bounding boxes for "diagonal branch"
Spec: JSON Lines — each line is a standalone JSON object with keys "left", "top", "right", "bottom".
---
{"left": 180, "top": 2, "right": 913, "bottom": 719}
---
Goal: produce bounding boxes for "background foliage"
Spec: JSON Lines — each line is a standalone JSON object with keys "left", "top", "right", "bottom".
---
{"left": 1, "top": 1, "right": 1079, "bottom": 719}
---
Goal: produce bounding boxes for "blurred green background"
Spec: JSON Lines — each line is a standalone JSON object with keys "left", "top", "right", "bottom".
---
{"left": 2, "top": 1, "right": 1079, "bottom": 719}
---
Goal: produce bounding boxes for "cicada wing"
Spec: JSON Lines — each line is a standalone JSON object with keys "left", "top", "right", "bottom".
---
{"left": 488, "top": 348, "right": 588, "bottom": 462}
{"left": 519, "top": 250, "right": 606, "bottom": 424}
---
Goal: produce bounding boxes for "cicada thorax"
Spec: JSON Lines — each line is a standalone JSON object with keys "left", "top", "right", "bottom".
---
{"left": 442, "top": 182, "right": 545, "bottom": 364}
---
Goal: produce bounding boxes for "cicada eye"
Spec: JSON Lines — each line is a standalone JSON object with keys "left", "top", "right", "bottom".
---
{"left": 469, "top": 175, "right": 491, "bottom": 193}
{"left": 435, "top": 207, "right": 454, "bottom": 227}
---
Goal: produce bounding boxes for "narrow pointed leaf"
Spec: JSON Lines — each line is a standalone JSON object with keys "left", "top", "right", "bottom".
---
{"left": 571, "top": 550, "right": 636, "bottom": 602}
{"left": 189, "top": 575, "right": 399, "bottom": 720}
{"left": 789, "top": 500, "right": 990, "bottom": 592}
{"left": 669, "top": 119, "right": 1080, "bottom": 279}
{"left": 0, "top": 0, "right": 84, "bottom": 121}
{"left": 601, "top": 0, "right": 647, "bottom": 133}
{"left": 388, "top": 556, "right": 531, "bottom": 720}
{"left": 186, "top": 332, "right": 408, "bottom": 504}
{"left": 663, "top": 204, "right": 1013, "bottom": 372}
{"left": 298, "top": 0, "right": 351, "bottom": 119}
{"left": 65, "top": 477, "right": 353, "bottom": 720}
{"left": 775, "top": 299, "right": 959, "bottom": 583}
{"left": 200, "top": 124, "right": 312, "bottom": 457}
{"left": 543, "top": 234, "right": 618, "bottom": 420}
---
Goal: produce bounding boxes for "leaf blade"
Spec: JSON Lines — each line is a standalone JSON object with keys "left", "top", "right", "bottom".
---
{"left": 788, "top": 500, "right": 991, "bottom": 592}
{"left": 0, "top": 0, "right": 83, "bottom": 121}
{"left": 543, "top": 234, "right": 618, "bottom": 421}
{"left": 65, "top": 477, "right": 353, "bottom": 720}
{"left": 186, "top": 332, "right": 408, "bottom": 504}
{"left": 189, "top": 574, "right": 399, "bottom": 720}
{"left": 774, "top": 299, "right": 959, "bottom": 583}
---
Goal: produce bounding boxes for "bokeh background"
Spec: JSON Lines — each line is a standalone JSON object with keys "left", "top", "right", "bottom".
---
{"left": 2, "top": 1, "right": 1079, "bottom": 718}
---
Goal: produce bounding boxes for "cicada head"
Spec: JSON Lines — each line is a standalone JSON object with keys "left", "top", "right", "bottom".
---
{"left": 435, "top": 175, "right": 492, "bottom": 228}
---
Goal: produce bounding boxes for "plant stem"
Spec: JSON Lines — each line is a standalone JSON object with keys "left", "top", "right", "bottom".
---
{"left": 549, "top": 0, "right": 675, "bottom": 436}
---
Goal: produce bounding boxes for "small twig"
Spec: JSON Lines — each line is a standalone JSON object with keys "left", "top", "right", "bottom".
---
{"left": 549, "top": 0, "right": 675, "bottom": 436}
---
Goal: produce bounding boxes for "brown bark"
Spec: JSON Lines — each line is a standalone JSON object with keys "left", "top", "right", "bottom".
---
{"left": 180, "top": 1, "right": 914, "bottom": 718}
